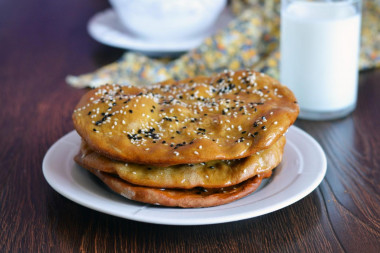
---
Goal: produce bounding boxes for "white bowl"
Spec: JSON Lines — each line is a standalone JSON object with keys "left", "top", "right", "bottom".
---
{"left": 109, "top": 0, "right": 227, "bottom": 41}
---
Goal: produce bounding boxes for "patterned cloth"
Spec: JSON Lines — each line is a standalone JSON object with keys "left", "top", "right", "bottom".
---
{"left": 67, "top": 0, "right": 380, "bottom": 88}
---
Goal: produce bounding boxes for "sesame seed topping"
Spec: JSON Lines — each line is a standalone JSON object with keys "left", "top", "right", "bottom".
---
{"left": 73, "top": 71, "right": 296, "bottom": 165}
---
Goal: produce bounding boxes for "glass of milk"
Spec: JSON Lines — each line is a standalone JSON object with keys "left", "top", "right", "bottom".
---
{"left": 280, "top": 0, "right": 362, "bottom": 120}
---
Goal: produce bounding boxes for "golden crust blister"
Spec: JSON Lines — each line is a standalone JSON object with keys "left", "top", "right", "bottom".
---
{"left": 73, "top": 70, "right": 298, "bottom": 166}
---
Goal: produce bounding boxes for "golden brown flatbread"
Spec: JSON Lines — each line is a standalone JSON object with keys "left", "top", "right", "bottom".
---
{"left": 72, "top": 70, "right": 298, "bottom": 166}
{"left": 75, "top": 137, "right": 285, "bottom": 189}
{"left": 86, "top": 167, "right": 272, "bottom": 208}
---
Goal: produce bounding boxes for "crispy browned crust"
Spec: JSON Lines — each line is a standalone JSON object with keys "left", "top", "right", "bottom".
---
{"left": 72, "top": 70, "right": 299, "bottom": 166}
{"left": 86, "top": 167, "right": 272, "bottom": 208}
{"left": 74, "top": 137, "right": 285, "bottom": 189}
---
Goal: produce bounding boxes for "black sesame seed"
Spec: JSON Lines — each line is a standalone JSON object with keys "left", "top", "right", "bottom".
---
{"left": 262, "top": 126, "right": 266, "bottom": 130}
{"left": 88, "top": 111, "right": 92, "bottom": 115}
{"left": 253, "top": 122, "right": 258, "bottom": 127}
{"left": 129, "top": 110, "right": 133, "bottom": 113}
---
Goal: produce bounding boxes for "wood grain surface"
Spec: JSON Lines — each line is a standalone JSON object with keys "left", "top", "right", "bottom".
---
{"left": 0, "top": 0, "right": 379, "bottom": 252}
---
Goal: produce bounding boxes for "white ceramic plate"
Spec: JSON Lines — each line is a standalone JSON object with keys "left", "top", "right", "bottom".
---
{"left": 42, "top": 126, "right": 326, "bottom": 225}
{"left": 87, "top": 8, "right": 234, "bottom": 56}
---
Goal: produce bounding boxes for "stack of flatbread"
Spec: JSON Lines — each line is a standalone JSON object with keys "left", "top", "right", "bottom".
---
{"left": 72, "top": 70, "right": 299, "bottom": 208}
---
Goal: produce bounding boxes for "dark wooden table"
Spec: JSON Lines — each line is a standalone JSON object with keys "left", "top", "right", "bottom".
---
{"left": 1, "top": 0, "right": 379, "bottom": 252}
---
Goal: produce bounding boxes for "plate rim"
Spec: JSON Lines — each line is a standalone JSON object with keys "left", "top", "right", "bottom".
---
{"left": 42, "top": 126, "right": 326, "bottom": 225}
{"left": 87, "top": 8, "right": 234, "bottom": 53}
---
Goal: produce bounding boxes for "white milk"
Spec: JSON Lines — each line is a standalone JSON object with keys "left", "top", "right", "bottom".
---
{"left": 280, "top": 1, "right": 361, "bottom": 118}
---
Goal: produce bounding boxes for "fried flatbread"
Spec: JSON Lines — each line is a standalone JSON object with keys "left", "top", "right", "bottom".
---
{"left": 73, "top": 70, "right": 299, "bottom": 165}
{"left": 85, "top": 167, "right": 272, "bottom": 208}
{"left": 74, "top": 137, "right": 285, "bottom": 189}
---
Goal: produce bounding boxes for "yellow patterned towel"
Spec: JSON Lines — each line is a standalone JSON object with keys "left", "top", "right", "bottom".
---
{"left": 67, "top": 0, "right": 380, "bottom": 88}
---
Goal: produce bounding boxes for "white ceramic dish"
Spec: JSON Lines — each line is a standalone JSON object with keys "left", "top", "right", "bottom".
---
{"left": 87, "top": 7, "right": 234, "bottom": 56}
{"left": 42, "top": 126, "right": 326, "bottom": 226}
{"left": 109, "top": 0, "right": 227, "bottom": 41}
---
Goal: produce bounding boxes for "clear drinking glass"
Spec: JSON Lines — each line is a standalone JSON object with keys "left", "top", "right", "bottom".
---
{"left": 280, "top": 0, "right": 362, "bottom": 120}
